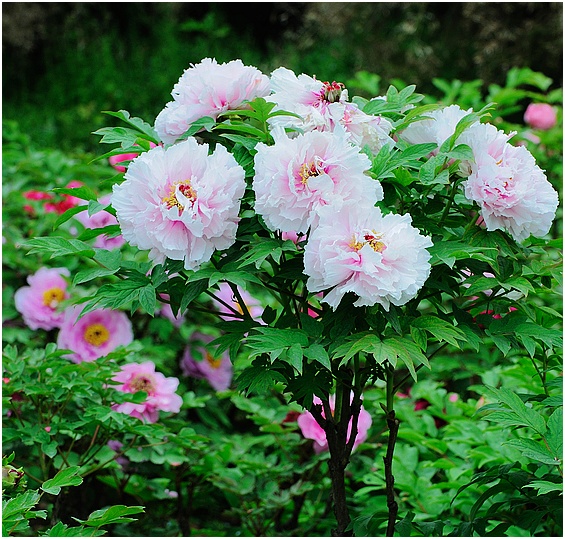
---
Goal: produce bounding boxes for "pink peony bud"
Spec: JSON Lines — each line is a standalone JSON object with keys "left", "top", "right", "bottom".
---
{"left": 524, "top": 103, "right": 557, "bottom": 130}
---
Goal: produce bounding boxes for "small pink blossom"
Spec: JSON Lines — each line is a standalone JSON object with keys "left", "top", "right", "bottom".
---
{"left": 57, "top": 306, "right": 133, "bottom": 363}
{"left": 112, "top": 361, "right": 183, "bottom": 423}
{"left": 14, "top": 267, "right": 71, "bottom": 330}
{"left": 253, "top": 127, "right": 381, "bottom": 234}
{"left": 155, "top": 58, "right": 270, "bottom": 144}
{"left": 181, "top": 333, "right": 233, "bottom": 392}
{"left": 44, "top": 181, "right": 84, "bottom": 214}
{"left": 74, "top": 194, "right": 125, "bottom": 250}
{"left": 44, "top": 426, "right": 51, "bottom": 433}
{"left": 210, "top": 282, "right": 263, "bottom": 322}
{"left": 112, "top": 138, "right": 246, "bottom": 270}
{"left": 297, "top": 395, "right": 372, "bottom": 454}
{"left": 524, "top": 103, "right": 557, "bottom": 130}
{"left": 304, "top": 202, "right": 433, "bottom": 310}
{"left": 109, "top": 142, "right": 158, "bottom": 173}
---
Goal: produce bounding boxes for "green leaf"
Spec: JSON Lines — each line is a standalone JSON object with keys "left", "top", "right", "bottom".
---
{"left": 138, "top": 285, "right": 156, "bottom": 316}
{"left": 52, "top": 185, "right": 99, "bottom": 202}
{"left": 445, "top": 143, "right": 474, "bottom": 162}
{"left": 53, "top": 205, "right": 88, "bottom": 230}
{"left": 304, "top": 344, "right": 331, "bottom": 371}
{"left": 428, "top": 241, "right": 497, "bottom": 268}
{"left": 23, "top": 237, "right": 95, "bottom": 260}
{"left": 42, "top": 522, "right": 105, "bottom": 537}
{"left": 180, "top": 280, "right": 209, "bottom": 313}
{"left": 102, "top": 110, "right": 159, "bottom": 142}
{"left": 177, "top": 116, "right": 216, "bottom": 140}
{"left": 2, "top": 490, "right": 41, "bottom": 520}
{"left": 523, "top": 480, "right": 563, "bottom": 495}
{"left": 504, "top": 439, "right": 559, "bottom": 465}
{"left": 480, "top": 386, "right": 547, "bottom": 435}
{"left": 411, "top": 316, "right": 466, "bottom": 348}
{"left": 285, "top": 343, "right": 304, "bottom": 374}
{"left": 75, "top": 505, "right": 145, "bottom": 527}
{"left": 77, "top": 224, "right": 122, "bottom": 242}
{"left": 41, "top": 466, "right": 83, "bottom": 495}
{"left": 546, "top": 407, "right": 563, "bottom": 459}
{"left": 236, "top": 358, "right": 286, "bottom": 395}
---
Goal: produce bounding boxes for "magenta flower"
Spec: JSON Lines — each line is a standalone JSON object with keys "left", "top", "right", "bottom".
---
{"left": 210, "top": 282, "right": 264, "bottom": 322}
{"left": 304, "top": 202, "right": 433, "bottom": 310}
{"left": 460, "top": 122, "right": 559, "bottom": 241}
{"left": 524, "top": 103, "right": 557, "bottom": 130}
{"left": 297, "top": 395, "right": 372, "bottom": 454}
{"left": 57, "top": 306, "right": 133, "bottom": 363}
{"left": 75, "top": 195, "right": 125, "bottom": 250}
{"left": 112, "top": 138, "right": 246, "bottom": 270}
{"left": 14, "top": 267, "right": 70, "bottom": 330}
{"left": 155, "top": 58, "right": 270, "bottom": 145}
{"left": 253, "top": 127, "right": 382, "bottom": 234}
{"left": 112, "top": 361, "right": 183, "bottom": 423}
{"left": 181, "top": 333, "right": 233, "bottom": 391}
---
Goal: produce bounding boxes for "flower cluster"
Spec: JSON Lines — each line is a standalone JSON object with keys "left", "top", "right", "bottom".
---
{"left": 113, "top": 59, "right": 433, "bottom": 311}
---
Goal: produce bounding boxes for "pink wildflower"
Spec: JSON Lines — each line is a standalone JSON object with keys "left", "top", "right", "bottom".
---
{"left": 524, "top": 103, "right": 557, "bottom": 130}
{"left": 112, "top": 138, "right": 246, "bottom": 270}
{"left": 155, "top": 58, "right": 270, "bottom": 144}
{"left": 304, "top": 202, "right": 433, "bottom": 310}
{"left": 181, "top": 332, "right": 233, "bottom": 392}
{"left": 74, "top": 194, "right": 125, "bottom": 250}
{"left": 253, "top": 127, "right": 382, "bottom": 234}
{"left": 210, "top": 282, "right": 263, "bottom": 322}
{"left": 14, "top": 267, "right": 70, "bottom": 330}
{"left": 297, "top": 395, "right": 372, "bottom": 454}
{"left": 460, "top": 122, "right": 559, "bottom": 241}
{"left": 112, "top": 361, "right": 183, "bottom": 423}
{"left": 57, "top": 306, "right": 133, "bottom": 363}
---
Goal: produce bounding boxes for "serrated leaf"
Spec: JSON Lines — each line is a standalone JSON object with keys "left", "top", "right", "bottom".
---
{"left": 138, "top": 285, "right": 156, "bottom": 316}
{"left": 504, "top": 439, "right": 558, "bottom": 465}
{"left": 523, "top": 480, "right": 563, "bottom": 495}
{"left": 285, "top": 343, "right": 303, "bottom": 374}
{"left": 23, "top": 237, "right": 95, "bottom": 260}
{"left": 41, "top": 466, "right": 83, "bottom": 495}
{"left": 75, "top": 505, "right": 145, "bottom": 527}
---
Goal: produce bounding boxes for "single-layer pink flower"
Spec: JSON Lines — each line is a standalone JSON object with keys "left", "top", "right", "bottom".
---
{"left": 211, "top": 282, "right": 264, "bottom": 322}
{"left": 155, "top": 58, "right": 270, "bottom": 145}
{"left": 524, "top": 103, "right": 557, "bottom": 130}
{"left": 57, "top": 306, "right": 133, "bottom": 363}
{"left": 14, "top": 267, "right": 71, "bottom": 330}
{"left": 267, "top": 67, "right": 393, "bottom": 152}
{"left": 460, "top": 122, "right": 559, "bottom": 241}
{"left": 181, "top": 332, "right": 233, "bottom": 391}
{"left": 112, "top": 138, "right": 246, "bottom": 270}
{"left": 112, "top": 361, "right": 183, "bottom": 423}
{"left": 74, "top": 194, "right": 125, "bottom": 250}
{"left": 304, "top": 202, "right": 433, "bottom": 310}
{"left": 253, "top": 127, "right": 382, "bottom": 234}
{"left": 297, "top": 394, "right": 372, "bottom": 454}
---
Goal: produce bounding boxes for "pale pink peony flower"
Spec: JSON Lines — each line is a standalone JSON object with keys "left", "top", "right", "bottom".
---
{"left": 268, "top": 67, "right": 393, "bottom": 152}
{"left": 297, "top": 394, "right": 372, "bottom": 454}
{"left": 304, "top": 202, "right": 433, "bottom": 310}
{"left": 253, "top": 127, "right": 381, "bottom": 234}
{"left": 57, "top": 306, "right": 133, "bottom": 363}
{"left": 112, "top": 361, "right": 183, "bottom": 423}
{"left": 460, "top": 122, "right": 559, "bottom": 241}
{"left": 524, "top": 103, "right": 557, "bottom": 130}
{"left": 398, "top": 104, "right": 472, "bottom": 148}
{"left": 210, "top": 282, "right": 264, "bottom": 322}
{"left": 112, "top": 138, "right": 246, "bottom": 270}
{"left": 155, "top": 58, "right": 270, "bottom": 145}
{"left": 75, "top": 195, "right": 125, "bottom": 250}
{"left": 180, "top": 332, "right": 233, "bottom": 392}
{"left": 14, "top": 267, "right": 71, "bottom": 330}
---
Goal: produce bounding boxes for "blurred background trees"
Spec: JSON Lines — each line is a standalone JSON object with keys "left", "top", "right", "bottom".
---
{"left": 3, "top": 2, "right": 563, "bottom": 152}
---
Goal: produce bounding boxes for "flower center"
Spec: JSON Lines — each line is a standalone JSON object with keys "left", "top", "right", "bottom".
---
{"left": 321, "top": 81, "right": 345, "bottom": 103}
{"left": 205, "top": 352, "right": 222, "bottom": 370}
{"left": 349, "top": 231, "right": 386, "bottom": 253}
{"left": 83, "top": 323, "right": 110, "bottom": 346}
{"left": 162, "top": 180, "right": 197, "bottom": 214}
{"left": 42, "top": 287, "right": 65, "bottom": 309}
{"left": 299, "top": 161, "right": 322, "bottom": 185}
{"left": 130, "top": 375, "right": 156, "bottom": 394}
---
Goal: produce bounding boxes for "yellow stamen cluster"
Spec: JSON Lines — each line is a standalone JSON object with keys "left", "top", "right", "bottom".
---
{"left": 130, "top": 375, "right": 156, "bottom": 394}
{"left": 299, "top": 162, "right": 320, "bottom": 185}
{"left": 162, "top": 180, "right": 197, "bottom": 213}
{"left": 205, "top": 352, "right": 223, "bottom": 370}
{"left": 83, "top": 323, "right": 110, "bottom": 347}
{"left": 42, "top": 287, "right": 65, "bottom": 308}
{"left": 349, "top": 231, "right": 386, "bottom": 253}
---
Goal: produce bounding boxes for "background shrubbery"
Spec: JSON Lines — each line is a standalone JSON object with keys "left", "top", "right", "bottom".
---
{"left": 2, "top": 3, "right": 563, "bottom": 537}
